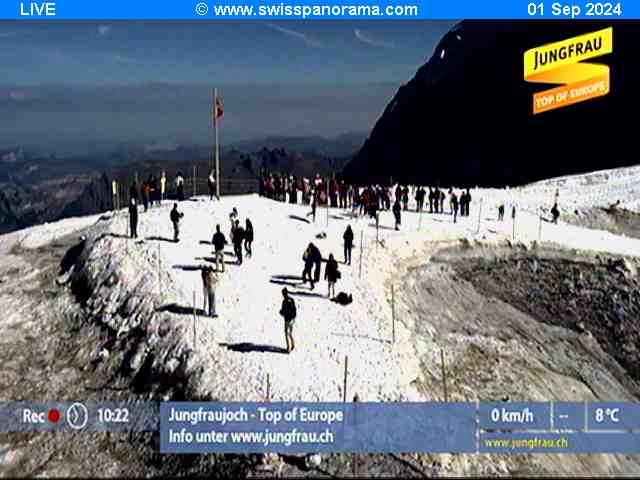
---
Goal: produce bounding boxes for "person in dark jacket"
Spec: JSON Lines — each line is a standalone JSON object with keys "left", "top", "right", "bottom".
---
{"left": 128, "top": 198, "right": 138, "bottom": 238}
{"left": 325, "top": 253, "right": 340, "bottom": 298}
{"left": 451, "top": 191, "right": 459, "bottom": 223}
{"left": 464, "top": 189, "right": 472, "bottom": 216}
{"left": 129, "top": 181, "right": 139, "bottom": 203}
{"left": 343, "top": 225, "right": 354, "bottom": 265}
{"left": 232, "top": 219, "right": 245, "bottom": 265}
{"left": 402, "top": 186, "right": 409, "bottom": 211}
{"left": 393, "top": 199, "right": 402, "bottom": 230}
{"left": 175, "top": 172, "right": 185, "bottom": 202}
{"left": 212, "top": 224, "right": 227, "bottom": 273}
{"left": 433, "top": 187, "right": 441, "bottom": 213}
{"left": 551, "top": 202, "right": 560, "bottom": 224}
{"left": 302, "top": 244, "right": 315, "bottom": 290}
{"left": 279, "top": 288, "right": 296, "bottom": 353}
{"left": 244, "top": 218, "right": 254, "bottom": 257}
{"left": 310, "top": 243, "right": 322, "bottom": 283}
{"left": 170, "top": 203, "right": 184, "bottom": 242}
{"left": 416, "top": 186, "right": 425, "bottom": 212}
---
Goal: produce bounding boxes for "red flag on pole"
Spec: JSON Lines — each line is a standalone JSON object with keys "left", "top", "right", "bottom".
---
{"left": 213, "top": 95, "right": 223, "bottom": 125}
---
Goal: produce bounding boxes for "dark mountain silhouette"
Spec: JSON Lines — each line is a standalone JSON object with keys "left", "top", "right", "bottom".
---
{"left": 343, "top": 21, "right": 640, "bottom": 187}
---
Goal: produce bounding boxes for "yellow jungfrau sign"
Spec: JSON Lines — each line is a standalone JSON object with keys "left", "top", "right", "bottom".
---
{"left": 524, "top": 28, "right": 613, "bottom": 114}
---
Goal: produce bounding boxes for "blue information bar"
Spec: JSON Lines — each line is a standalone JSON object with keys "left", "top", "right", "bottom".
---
{"left": 160, "top": 402, "right": 478, "bottom": 453}
{"left": 0, "top": 0, "right": 637, "bottom": 20}
{"left": 5, "top": 401, "right": 640, "bottom": 453}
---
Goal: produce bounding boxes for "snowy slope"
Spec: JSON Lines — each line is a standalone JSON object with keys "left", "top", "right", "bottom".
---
{"left": 5, "top": 163, "right": 640, "bottom": 404}
{"left": 97, "top": 178, "right": 640, "bottom": 402}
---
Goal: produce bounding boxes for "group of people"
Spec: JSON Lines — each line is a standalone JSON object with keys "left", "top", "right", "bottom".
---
{"left": 199, "top": 208, "right": 255, "bottom": 321}
{"left": 129, "top": 168, "right": 573, "bottom": 355}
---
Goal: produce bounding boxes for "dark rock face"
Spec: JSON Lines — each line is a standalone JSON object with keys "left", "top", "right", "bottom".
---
{"left": 57, "top": 173, "right": 112, "bottom": 220}
{"left": 454, "top": 251, "right": 640, "bottom": 382}
{"left": 344, "top": 21, "right": 640, "bottom": 187}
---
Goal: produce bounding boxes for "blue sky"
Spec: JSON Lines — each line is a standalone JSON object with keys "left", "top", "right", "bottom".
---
{"left": 0, "top": 21, "right": 455, "bottom": 152}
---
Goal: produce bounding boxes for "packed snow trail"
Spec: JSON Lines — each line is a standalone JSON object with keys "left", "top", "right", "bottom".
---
{"left": 102, "top": 182, "right": 640, "bottom": 403}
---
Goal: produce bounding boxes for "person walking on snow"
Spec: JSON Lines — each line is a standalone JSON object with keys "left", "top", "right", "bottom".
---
{"left": 393, "top": 199, "right": 402, "bottom": 231}
{"left": 201, "top": 265, "right": 218, "bottom": 317}
{"left": 229, "top": 207, "right": 238, "bottom": 241}
{"left": 232, "top": 219, "right": 245, "bottom": 265}
{"left": 175, "top": 172, "right": 185, "bottom": 202}
{"left": 311, "top": 243, "right": 323, "bottom": 283}
{"left": 343, "top": 225, "right": 354, "bottom": 265}
{"left": 129, "top": 181, "right": 139, "bottom": 204}
{"left": 463, "top": 188, "right": 472, "bottom": 216}
{"left": 325, "top": 253, "right": 340, "bottom": 298}
{"left": 451, "top": 191, "right": 459, "bottom": 223}
{"left": 128, "top": 198, "right": 138, "bottom": 239}
{"left": 551, "top": 202, "right": 560, "bottom": 224}
{"left": 170, "top": 203, "right": 184, "bottom": 242}
{"left": 307, "top": 189, "right": 317, "bottom": 222}
{"left": 212, "top": 224, "right": 227, "bottom": 273}
{"left": 244, "top": 218, "right": 254, "bottom": 257}
{"left": 302, "top": 245, "right": 315, "bottom": 290}
{"left": 279, "top": 288, "right": 297, "bottom": 353}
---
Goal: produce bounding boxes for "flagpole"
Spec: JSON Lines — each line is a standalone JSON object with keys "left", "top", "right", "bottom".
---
{"left": 214, "top": 87, "right": 220, "bottom": 199}
{"left": 210, "top": 88, "right": 214, "bottom": 174}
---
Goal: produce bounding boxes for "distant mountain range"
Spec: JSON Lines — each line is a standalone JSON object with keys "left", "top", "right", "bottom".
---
{"left": 0, "top": 134, "right": 357, "bottom": 234}
{"left": 230, "top": 132, "right": 365, "bottom": 158}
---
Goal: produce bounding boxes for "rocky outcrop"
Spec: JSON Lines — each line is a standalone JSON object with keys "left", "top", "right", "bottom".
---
{"left": 57, "top": 173, "right": 112, "bottom": 221}
{"left": 344, "top": 21, "right": 640, "bottom": 187}
{"left": 66, "top": 222, "right": 200, "bottom": 398}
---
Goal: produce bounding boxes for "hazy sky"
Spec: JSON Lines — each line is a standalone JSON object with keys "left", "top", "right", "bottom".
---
{"left": 0, "top": 21, "right": 455, "bottom": 153}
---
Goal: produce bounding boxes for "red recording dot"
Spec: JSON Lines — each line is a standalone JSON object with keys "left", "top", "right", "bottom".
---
{"left": 47, "top": 409, "right": 61, "bottom": 423}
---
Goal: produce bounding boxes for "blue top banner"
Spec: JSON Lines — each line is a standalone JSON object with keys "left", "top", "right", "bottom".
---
{"left": 0, "top": 0, "right": 636, "bottom": 20}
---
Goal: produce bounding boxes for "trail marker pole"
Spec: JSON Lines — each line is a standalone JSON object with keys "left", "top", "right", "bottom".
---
{"left": 193, "top": 290, "right": 197, "bottom": 346}
{"left": 157, "top": 243, "right": 161, "bottom": 298}
{"left": 214, "top": 87, "right": 221, "bottom": 199}
{"left": 353, "top": 393, "right": 359, "bottom": 477}
{"left": 391, "top": 284, "right": 396, "bottom": 344}
{"left": 538, "top": 214, "right": 542, "bottom": 242}
{"left": 476, "top": 198, "right": 483, "bottom": 234}
{"left": 343, "top": 355, "right": 349, "bottom": 403}
{"left": 266, "top": 373, "right": 271, "bottom": 402}
{"left": 440, "top": 349, "right": 448, "bottom": 402}
{"left": 326, "top": 184, "right": 330, "bottom": 228}
{"left": 193, "top": 165, "right": 197, "bottom": 198}
{"left": 512, "top": 216, "right": 516, "bottom": 241}
{"left": 358, "top": 231, "right": 363, "bottom": 279}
